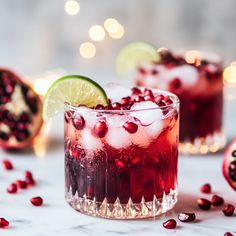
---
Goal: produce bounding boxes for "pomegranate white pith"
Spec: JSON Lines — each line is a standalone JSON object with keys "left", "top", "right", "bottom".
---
{"left": 0, "top": 69, "right": 43, "bottom": 149}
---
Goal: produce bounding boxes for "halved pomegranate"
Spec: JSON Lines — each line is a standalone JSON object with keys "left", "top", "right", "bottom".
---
{"left": 223, "top": 139, "right": 236, "bottom": 191}
{"left": 0, "top": 68, "right": 43, "bottom": 149}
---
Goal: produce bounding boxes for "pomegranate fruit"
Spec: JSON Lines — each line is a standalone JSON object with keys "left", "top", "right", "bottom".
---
{"left": 0, "top": 68, "right": 43, "bottom": 149}
{"left": 223, "top": 139, "right": 236, "bottom": 191}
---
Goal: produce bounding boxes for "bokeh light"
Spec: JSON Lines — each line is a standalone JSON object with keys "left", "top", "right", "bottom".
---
{"left": 33, "top": 79, "right": 51, "bottom": 96}
{"left": 79, "top": 42, "right": 96, "bottom": 58}
{"left": 230, "top": 61, "right": 236, "bottom": 67}
{"left": 185, "top": 50, "right": 202, "bottom": 65}
{"left": 223, "top": 65, "right": 236, "bottom": 84}
{"left": 104, "top": 18, "right": 119, "bottom": 33}
{"left": 108, "top": 24, "right": 124, "bottom": 39}
{"left": 89, "top": 25, "right": 105, "bottom": 41}
{"left": 157, "top": 47, "right": 168, "bottom": 53}
{"left": 64, "top": 0, "right": 80, "bottom": 16}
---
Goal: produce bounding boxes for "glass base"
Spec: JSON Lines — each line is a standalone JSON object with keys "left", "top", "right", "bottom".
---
{"left": 65, "top": 189, "right": 178, "bottom": 219}
{"left": 179, "top": 131, "right": 226, "bottom": 155}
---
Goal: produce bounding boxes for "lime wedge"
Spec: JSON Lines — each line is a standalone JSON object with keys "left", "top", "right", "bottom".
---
{"left": 42, "top": 75, "right": 107, "bottom": 121}
{"left": 116, "top": 42, "right": 160, "bottom": 78}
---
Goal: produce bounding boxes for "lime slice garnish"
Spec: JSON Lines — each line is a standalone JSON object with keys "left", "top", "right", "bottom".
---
{"left": 116, "top": 41, "right": 160, "bottom": 78}
{"left": 42, "top": 75, "right": 107, "bottom": 121}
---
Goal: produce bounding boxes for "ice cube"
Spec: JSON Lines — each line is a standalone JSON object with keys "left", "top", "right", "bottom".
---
{"left": 75, "top": 107, "right": 98, "bottom": 128}
{"left": 167, "top": 65, "right": 199, "bottom": 86}
{"left": 107, "top": 114, "right": 130, "bottom": 128}
{"left": 103, "top": 83, "right": 131, "bottom": 102}
{"left": 106, "top": 127, "right": 132, "bottom": 149}
{"left": 131, "top": 126, "right": 151, "bottom": 147}
{"left": 145, "top": 120, "right": 163, "bottom": 137}
{"left": 80, "top": 129, "right": 103, "bottom": 151}
{"left": 130, "top": 101, "right": 164, "bottom": 125}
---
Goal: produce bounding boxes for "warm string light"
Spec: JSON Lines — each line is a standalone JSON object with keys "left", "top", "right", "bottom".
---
{"left": 79, "top": 42, "right": 96, "bottom": 58}
{"left": 104, "top": 18, "right": 119, "bottom": 33}
{"left": 64, "top": 0, "right": 80, "bottom": 15}
{"left": 223, "top": 65, "right": 236, "bottom": 85}
{"left": 33, "top": 79, "right": 51, "bottom": 96}
{"left": 89, "top": 25, "right": 105, "bottom": 41}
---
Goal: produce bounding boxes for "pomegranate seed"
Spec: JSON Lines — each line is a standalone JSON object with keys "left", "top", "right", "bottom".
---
{"left": 93, "top": 121, "right": 108, "bottom": 138}
{"left": 123, "top": 122, "right": 138, "bottom": 134}
{"left": 5, "top": 84, "right": 14, "bottom": 94}
{"left": 211, "top": 195, "right": 224, "bottom": 206}
{"left": 30, "top": 196, "right": 43, "bottom": 206}
{"left": 111, "top": 102, "right": 121, "bottom": 110}
{"left": 25, "top": 170, "right": 33, "bottom": 179}
{"left": 162, "top": 219, "right": 177, "bottom": 229}
{"left": 170, "top": 78, "right": 182, "bottom": 90}
{"left": 200, "top": 183, "right": 211, "bottom": 193}
{"left": 2, "top": 160, "right": 13, "bottom": 170}
{"left": 197, "top": 198, "right": 211, "bottom": 210}
{"left": 138, "top": 67, "right": 146, "bottom": 75}
{"left": 121, "top": 96, "right": 131, "bottom": 106}
{"left": 0, "top": 218, "right": 9, "bottom": 228}
{"left": 224, "top": 232, "right": 234, "bottom": 236}
{"left": 115, "top": 159, "right": 125, "bottom": 169}
{"left": 144, "top": 95, "right": 154, "bottom": 102}
{"left": 151, "top": 69, "right": 159, "bottom": 75}
{"left": 0, "top": 131, "right": 9, "bottom": 141}
{"left": 222, "top": 204, "right": 235, "bottom": 216}
{"left": 154, "top": 95, "right": 164, "bottom": 103}
{"left": 157, "top": 101, "right": 166, "bottom": 107}
{"left": 72, "top": 116, "right": 85, "bottom": 130}
{"left": 143, "top": 89, "right": 153, "bottom": 96}
{"left": 135, "top": 96, "right": 145, "bottom": 102}
{"left": 131, "top": 87, "right": 141, "bottom": 95}
{"left": 130, "top": 156, "right": 141, "bottom": 166}
{"left": 165, "top": 98, "right": 173, "bottom": 105}
{"left": 7, "top": 183, "right": 18, "bottom": 194}
{"left": 16, "top": 180, "right": 27, "bottom": 189}
{"left": 20, "top": 112, "right": 31, "bottom": 123}
{"left": 95, "top": 104, "right": 105, "bottom": 110}
{"left": 178, "top": 213, "right": 196, "bottom": 222}
{"left": 25, "top": 176, "right": 35, "bottom": 186}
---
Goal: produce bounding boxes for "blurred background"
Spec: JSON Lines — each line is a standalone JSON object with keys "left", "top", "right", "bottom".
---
{"left": 0, "top": 0, "right": 236, "bottom": 138}
{"left": 1, "top": 0, "right": 236, "bottom": 75}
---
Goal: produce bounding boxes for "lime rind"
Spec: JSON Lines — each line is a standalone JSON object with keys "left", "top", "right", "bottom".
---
{"left": 42, "top": 75, "right": 107, "bottom": 121}
{"left": 116, "top": 41, "right": 160, "bottom": 78}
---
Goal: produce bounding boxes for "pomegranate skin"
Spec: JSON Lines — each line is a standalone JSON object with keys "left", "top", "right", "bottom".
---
{"left": 0, "top": 68, "right": 43, "bottom": 150}
{"left": 222, "top": 139, "right": 236, "bottom": 191}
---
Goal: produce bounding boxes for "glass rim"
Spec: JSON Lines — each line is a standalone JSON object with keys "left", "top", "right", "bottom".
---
{"left": 64, "top": 89, "right": 179, "bottom": 114}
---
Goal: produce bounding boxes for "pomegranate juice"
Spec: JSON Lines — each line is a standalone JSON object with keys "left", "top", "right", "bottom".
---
{"left": 64, "top": 86, "right": 179, "bottom": 219}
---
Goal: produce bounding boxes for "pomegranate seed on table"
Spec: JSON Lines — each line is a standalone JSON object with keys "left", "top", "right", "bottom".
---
{"left": 197, "top": 198, "right": 211, "bottom": 210}
{"left": 178, "top": 213, "right": 196, "bottom": 222}
{"left": 7, "top": 183, "right": 18, "bottom": 194}
{"left": 25, "top": 176, "right": 35, "bottom": 186}
{"left": 200, "top": 183, "right": 211, "bottom": 193}
{"left": 211, "top": 195, "right": 224, "bottom": 206}
{"left": 224, "top": 232, "right": 234, "bottom": 236}
{"left": 30, "top": 196, "right": 43, "bottom": 206}
{"left": 25, "top": 170, "right": 33, "bottom": 179}
{"left": 93, "top": 121, "right": 108, "bottom": 138}
{"left": 222, "top": 204, "right": 235, "bottom": 216}
{"left": 162, "top": 219, "right": 177, "bottom": 229}
{"left": 123, "top": 122, "right": 138, "bottom": 134}
{"left": 16, "top": 180, "right": 27, "bottom": 189}
{"left": 0, "top": 218, "right": 10, "bottom": 228}
{"left": 2, "top": 159, "right": 13, "bottom": 170}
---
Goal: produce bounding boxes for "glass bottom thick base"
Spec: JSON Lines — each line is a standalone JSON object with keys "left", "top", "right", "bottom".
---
{"left": 179, "top": 131, "right": 226, "bottom": 155}
{"left": 65, "top": 189, "right": 178, "bottom": 219}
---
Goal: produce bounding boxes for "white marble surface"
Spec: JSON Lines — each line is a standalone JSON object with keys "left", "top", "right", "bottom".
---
{"left": 0, "top": 111, "right": 235, "bottom": 236}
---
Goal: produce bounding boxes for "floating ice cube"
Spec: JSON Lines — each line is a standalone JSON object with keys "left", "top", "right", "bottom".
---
{"left": 145, "top": 120, "right": 163, "bottom": 137}
{"left": 107, "top": 114, "right": 131, "bottom": 128}
{"left": 80, "top": 129, "right": 103, "bottom": 151}
{"left": 167, "top": 65, "right": 199, "bottom": 86}
{"left": 131, "top": 126, "right": 151, "bottom": 147}
{"left": 103, "top": 83, "right": 131, "bottom": 102}
{"left": 130, "top": 101, "right": 164, "bottom": 126}
{"left": 106, "top": 127, "right": 132, "bottom": 149}
{"left": 75, "top": 107, "right": 97, "bottom": 128}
